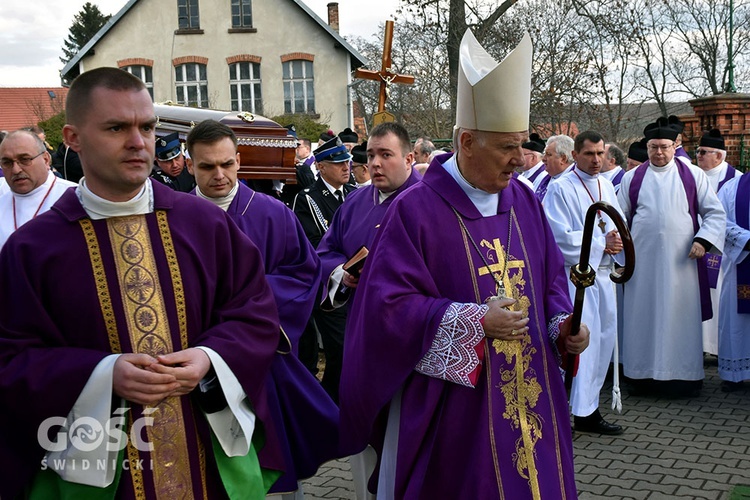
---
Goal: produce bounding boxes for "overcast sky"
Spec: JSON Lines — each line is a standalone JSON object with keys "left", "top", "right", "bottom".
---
{"left": 0, "top": 0, "right": 399, "bottom": 87}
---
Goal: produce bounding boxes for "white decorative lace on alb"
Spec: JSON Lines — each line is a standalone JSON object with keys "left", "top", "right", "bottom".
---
{"left": 415, "top": 302, "right": 488, "bottom": 387}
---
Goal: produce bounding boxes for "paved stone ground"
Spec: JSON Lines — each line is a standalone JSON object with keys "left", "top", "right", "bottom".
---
{"left": 300, "top": 363, "right": 750, "bottom": 499}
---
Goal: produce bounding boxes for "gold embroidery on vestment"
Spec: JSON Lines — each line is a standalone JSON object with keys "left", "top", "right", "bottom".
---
{"left": 80, "top": 219, "right": 122, "bottom": 354}
{"left": 81, "top": 218, "right": 144, "bottom": 497}
{"left": 157, "top": 211, "right": 189, "bottom": 350}
{"left": 470, "top": 213, "right": 541, "bottom": 499}
{"left": 512, "top": 213, "right": 569, "bottom": 498}
{"left": 107, "top": 215, "right": 195, "bottom": 500}
{"left": 126, "top": 440, "right": 146, "bottom": 500}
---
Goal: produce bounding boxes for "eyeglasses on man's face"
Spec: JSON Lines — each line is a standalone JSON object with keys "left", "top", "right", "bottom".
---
{"left": 647, "top": 144, "right": 674, "bottom": 152}
{"left": 0, "top": 150, "right": 45, "bottom": 169}
{"left": 696, "top": 149, "right": 717, "bottom": 156}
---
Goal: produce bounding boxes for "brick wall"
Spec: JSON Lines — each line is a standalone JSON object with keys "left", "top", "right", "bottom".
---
{"left": 686, "top": 93, "right": 750, "bottom": 169}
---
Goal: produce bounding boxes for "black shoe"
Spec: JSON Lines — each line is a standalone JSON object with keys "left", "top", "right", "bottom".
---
{"left": 574, "top": 411, "right": 624, "bottom": 436}
{"left": 627, "top": 378, "right": 656, "bottom": 396}
{"left": 721, "top": 380, "right": 744, "bottom": 393}
{"left": 659, "top": 379, "right": 702, "bottom": 398}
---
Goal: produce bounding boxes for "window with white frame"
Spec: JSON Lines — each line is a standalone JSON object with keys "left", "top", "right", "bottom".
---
{"left": 229, "top": 62, "right": 262, "bottom": 113}
{"left": 282, "top": 60, "right": 315, "bottom": 114}
{"left": 178, "top": 0, "right": 200, "bottom": 29}
{"left": 123, "top": 65, "right": 154, "bottom": 100}
{"left": 175, "top": 63, "right": 208, "bottom": 108}
{"left": 231, "top": 0, "right": 252, "bottom": 28}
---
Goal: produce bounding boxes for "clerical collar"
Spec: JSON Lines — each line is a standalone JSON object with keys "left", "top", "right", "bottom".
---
{"left": 703, "top": 161, "right": 727, "bottom": 178}
{"left": 443, "top": 154, "right": 498, "bottom": 217}
{"left": 575, "top": 166, "right": 599, "bottom": 180}
{"left": 357, "top": 179, "right": 372, "bottom": 188}
{"left": 196, "top": 182, "right": 239, "bottom": 211}
{"left": 378, "top": 189, "right": 397, "bottom": 204}
{"left": 13, "top": 171, "right": 55, "bottom": 199}
{"left": 650, "top": 159, "right": 674, "bottom": 171}
{"left": 76, "top": 178, "right": 153, "bottom": 220}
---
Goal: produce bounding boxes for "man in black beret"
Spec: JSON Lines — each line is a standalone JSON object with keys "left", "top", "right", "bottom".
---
{"left": 667, "top": 115, "right": 692, "bottom": 161}
{"left": 338, "top": 127, "right": 359, "bottom": 152}
{"left": 695, "top": 128, "right": 739, "bottom": 359}
{"left": 696, "top": 129, "right": 738, "bottom": 193}
{"left": 626, "top": 138, "right": 649, "bottom": 171}
{"left": 617, "top": 117, "right": 726, "bottom": 398}
{"left": 520, "top": 132, "right": 547, "bottom": 189}
{"left": 350, "top": 141, "right": 370, "bottom": 188}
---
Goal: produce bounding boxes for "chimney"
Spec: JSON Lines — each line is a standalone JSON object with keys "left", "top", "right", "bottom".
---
{"left": 327, "top": 3, "right": 339, "bottom": 33}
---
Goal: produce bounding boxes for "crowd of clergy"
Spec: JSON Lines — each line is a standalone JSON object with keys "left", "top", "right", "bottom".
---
{"left": 0, "top": 27, "right": 748, "bottom": 500}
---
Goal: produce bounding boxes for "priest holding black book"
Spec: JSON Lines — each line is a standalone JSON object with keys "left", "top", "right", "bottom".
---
{"left": 316, "top": 121, "right": 421, "bottom": 499}
{"left": 317, "top": 122, "right": 421, "bottom": 308}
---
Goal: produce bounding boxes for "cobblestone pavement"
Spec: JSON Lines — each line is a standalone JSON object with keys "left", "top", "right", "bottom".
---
{"left": 300, "top": 363, "right": 750, "bottom": 499}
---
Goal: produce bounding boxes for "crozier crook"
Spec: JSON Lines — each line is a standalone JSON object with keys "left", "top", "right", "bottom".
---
{"left": 564, "top": 201, "right": 635, "bottom": 399}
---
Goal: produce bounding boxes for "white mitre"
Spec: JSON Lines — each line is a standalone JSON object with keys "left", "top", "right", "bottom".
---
{"left": 455, "top": 30, "right": 532, "bottom": 133}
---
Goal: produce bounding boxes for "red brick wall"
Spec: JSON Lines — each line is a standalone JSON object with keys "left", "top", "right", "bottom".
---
{"left": 686, "top": 93, "right": 750, "bottom": 169}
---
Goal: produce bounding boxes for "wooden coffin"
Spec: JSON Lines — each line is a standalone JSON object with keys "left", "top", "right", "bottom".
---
{"left": 153, "top": 104, "right": 297, "bottom": 182}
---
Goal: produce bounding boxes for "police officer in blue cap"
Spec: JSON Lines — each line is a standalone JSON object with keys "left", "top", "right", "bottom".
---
{"left": 151, "top": 132, "right": 196, "bottom": 192}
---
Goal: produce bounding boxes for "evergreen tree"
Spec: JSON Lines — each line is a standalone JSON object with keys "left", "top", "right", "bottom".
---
{"left": 60, "top": 3, "right": 111, "bottom": 65}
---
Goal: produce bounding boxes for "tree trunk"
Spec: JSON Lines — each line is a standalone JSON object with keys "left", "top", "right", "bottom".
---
{"left": 447, "top": 0, "right": 467, "bottom": 120}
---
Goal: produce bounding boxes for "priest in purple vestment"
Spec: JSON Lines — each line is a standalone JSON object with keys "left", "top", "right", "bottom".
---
{"left": 185, "top": 119, "right": 341, "bottom": 496}
{"left": 317, "top": 122, "right": 421, "bottom": 323}
{"left": 0, "top": 68, "right": 283, "bottom": 499}
{"left": 339, "top": 31, "right": 589, "bottom": 499}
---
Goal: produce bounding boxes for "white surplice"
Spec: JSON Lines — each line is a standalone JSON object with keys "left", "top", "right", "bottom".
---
{"left": 701, "top": 162, "right": 737, "bottom": 355}
{"left": 717, "top": 176, "right": 750, "bottom": 382}
{"left": 544, "top": 167, "right": 623, "bottom": 416}
{"left": 0, "top": 171, "right": 77, "bottom": 249}
{"left": 617, "top": 158, "right": 726, "bottom": 381}
{"left": 600, "top": 166, "right": 624, "bottom": 193}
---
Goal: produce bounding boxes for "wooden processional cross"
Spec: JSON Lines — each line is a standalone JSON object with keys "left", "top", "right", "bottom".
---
{"left": 354, "top": 20, "right": 415, "bottom": 124}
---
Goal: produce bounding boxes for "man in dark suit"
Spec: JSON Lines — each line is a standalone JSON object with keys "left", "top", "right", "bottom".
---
{"left": 293, "top": 136, "right": 356, "bottom": 247}
{"left": 292, "top": 136, "right": 355, "bottom": 398}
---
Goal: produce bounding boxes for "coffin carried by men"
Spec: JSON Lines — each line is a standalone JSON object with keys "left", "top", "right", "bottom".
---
{"left": 154, "top": 103, "right": 297, "bottom": 182}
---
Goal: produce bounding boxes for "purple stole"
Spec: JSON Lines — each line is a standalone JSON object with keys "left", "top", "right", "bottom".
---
{"left": 628, "top": 159, "right": 713, "bottom": 320}
{"left": 718, "top": 164, "right": 738, "bottom": 192}
{"left": 536, "top": 175, "right": 552, "bottom": 201}
{"left": 528, "top": 165, "right": 546, "bottom": 183}
{"left": 675, "top": 146, "right": 691, "bottom": 161}
{"left": 612, "top": 168, "right": 625, "bottom": 187}
{"left": 735, "top": 173, "right": 750, "bottom": 313}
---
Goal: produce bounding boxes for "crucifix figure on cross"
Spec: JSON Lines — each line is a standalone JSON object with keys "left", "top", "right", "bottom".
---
{"left": 354, "top": 20, "right": 415, "bottom": 113}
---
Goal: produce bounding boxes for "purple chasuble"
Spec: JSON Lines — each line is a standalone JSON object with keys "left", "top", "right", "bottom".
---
{"left": 226, "top": 183, "right": 321, "bottom": 348}
{"left": 735, "top": 174, "right": 750, "bottom": 313}
{"left": 628, "top": 159, "right": 713, "bottom": 320}
{"left": 0, "top": 181, "right": 284, "bottom": 499}
{"left": 317, "top": 168, "right": 422, "bottom": 293}
{"left": 340, "top": 155, "right": 576, "bottom": 499}
{"left": 223, "top": 183, "right": 340, "bottom": 491}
